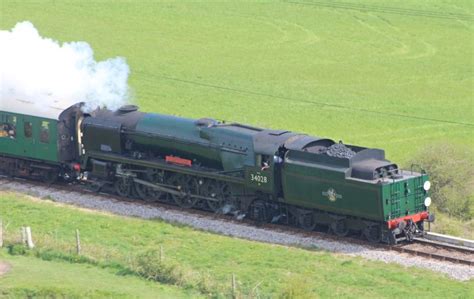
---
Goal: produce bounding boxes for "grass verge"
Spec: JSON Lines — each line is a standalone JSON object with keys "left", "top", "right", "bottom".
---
{"left": 0, "top": 249, "right": 196, "bottom": 298}
{"left": 0, "top": 191, "right": 472, "bottom": 298}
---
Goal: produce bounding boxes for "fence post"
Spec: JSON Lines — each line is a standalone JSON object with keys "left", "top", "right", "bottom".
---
{"left": 26, "top": 226, "right": 34, "bottom": 249}
{"left": 232, "top": 273, "right": 237, "bottom": 299}
{"left": 0, "top": 219, "right": 3, "bottom": 248}
{"left": 21, "top": 226, "right": 27, "bottom": 245}
{"left": 76, "top": 229, "right": 81, "bottom": 255}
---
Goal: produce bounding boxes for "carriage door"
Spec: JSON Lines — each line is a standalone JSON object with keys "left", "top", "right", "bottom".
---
{"left": 21, "top": 116, "right": 36, "bottom": 158}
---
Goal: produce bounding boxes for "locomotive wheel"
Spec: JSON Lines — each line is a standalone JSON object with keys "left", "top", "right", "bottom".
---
{"left": 135, "top": 170, "right": 165, "bottom": 202}
{"left": 298, "top": 212, "right": 316, "bottom": 231}
{"left": 115, "top": 177, "right": 132, "bottom": 197}
{"left": 249, "top": 200, "right": 268, "bottom": 223}
{"left": 201, "top": 180, "right": 223, "bottom": 212}
{"left": 221, "top": 183, "right": 237, "bottom": 208}
{"left": 168, "top": 174, "right": 199, "bottom": 208}
{"left": 364, "top": 225, "right": 381, "bottom": 243}
{"left": 331, "top": 219, "right": 349, "bottom": 237}
{"left": 135, "top": 180, "right": 150, "bottom": 200}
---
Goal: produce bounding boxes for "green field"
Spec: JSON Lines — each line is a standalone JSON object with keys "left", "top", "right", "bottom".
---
{"left": 0, "top": 192, "right": 472, "bottom": 298}
{"left": 1, "top": 1, "right": 473, "bottom": 297}
{"left": 0, "top": 253, "right": 195, "bottom": 298}
{"left": 1, "top": 0, "right": 473, "bottom": 164}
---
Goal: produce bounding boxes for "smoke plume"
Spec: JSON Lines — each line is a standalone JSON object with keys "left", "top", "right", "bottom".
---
{"left": 0, "top": 21, "right": 131, "bottom": 119}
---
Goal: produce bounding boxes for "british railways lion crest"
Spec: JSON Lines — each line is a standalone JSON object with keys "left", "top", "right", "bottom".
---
{"left": 322, "top": 188, "right": 342, "bottom": 202}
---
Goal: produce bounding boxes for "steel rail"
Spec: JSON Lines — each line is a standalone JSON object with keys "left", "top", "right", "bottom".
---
{"left": 413, "top": 237, "right": 474, "bottom": 254}
{"left": 387, "top": 245, "right": 473, "bottom": 266}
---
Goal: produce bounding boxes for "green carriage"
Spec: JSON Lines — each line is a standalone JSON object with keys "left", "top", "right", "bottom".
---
{"left": 0, "top": 111, "right": 59, "bottom": 162}
{"left": 0, "top": 100, "right": 81, "bottom": 181}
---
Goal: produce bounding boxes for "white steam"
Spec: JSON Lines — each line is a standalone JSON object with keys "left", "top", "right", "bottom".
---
{"left": 0, "top": 21, "right": 131, "bottom": 119}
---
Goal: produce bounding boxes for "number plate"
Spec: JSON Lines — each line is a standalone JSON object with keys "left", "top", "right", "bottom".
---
{"left": 250, "top": 173, "right": 268, "bottom": 184}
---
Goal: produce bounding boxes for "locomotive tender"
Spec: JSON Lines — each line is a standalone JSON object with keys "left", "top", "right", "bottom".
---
{"left": 0, "top": 100, "right": 434, "bottom": 244}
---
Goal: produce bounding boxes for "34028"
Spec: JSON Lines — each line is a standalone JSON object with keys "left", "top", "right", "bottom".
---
{"left": 250, "top": 173, "right": 268, "bottom": 184}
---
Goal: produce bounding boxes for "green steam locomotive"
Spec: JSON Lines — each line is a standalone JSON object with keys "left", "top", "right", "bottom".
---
{"left": 0, "top": 101, "right": 434, "bottom": 244}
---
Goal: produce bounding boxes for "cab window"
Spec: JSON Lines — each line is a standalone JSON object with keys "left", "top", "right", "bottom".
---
{"left": 24, "top": 121, "right": 33, "bottom": 138}
{"left": 256, "top": 154, "right": 271, "bottom": 170}
{"left": 40, "top": 121, "right": 50, "bottom": 143}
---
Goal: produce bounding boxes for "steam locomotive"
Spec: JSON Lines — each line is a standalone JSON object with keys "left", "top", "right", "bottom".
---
{"left": 0, "top": 101, "right": 434, "bottom": 244}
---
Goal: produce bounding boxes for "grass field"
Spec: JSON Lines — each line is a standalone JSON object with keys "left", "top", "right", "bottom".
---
{"left": 0, "top": 192, "right": 472, "bottom": 298}
{"left": 0, "top": 252, "right": 195, "bottom": 298}
{"left": 1, "top": 0, "right": 473, "bottom": 164}
{"left": 1, "top": 1, "right": 473, "bottom": 297}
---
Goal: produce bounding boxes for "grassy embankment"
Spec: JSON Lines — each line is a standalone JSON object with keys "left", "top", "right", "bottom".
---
{"left": 0, "top": 192, "right": 472, "bottom": 298}
{"left": 0, "top": 252, "right": 194, "bottom": 298}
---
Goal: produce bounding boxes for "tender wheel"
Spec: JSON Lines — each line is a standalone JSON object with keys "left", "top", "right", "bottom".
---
{"left": 387, "top": 231, "right": 398, "bottom": 245}
{"left": 298, "top": 211, "right": 316, "bottom": 231}
{"left": 115, "top": 177, "right": 132, "bottom": 197}
{"left": 364, "top": 225, "right": 382, "bottom": 243}
{"left": 201, "top": 180, "right": 223, "bottom": 212}
{"left": 168, "top": 174, "right": 199, "bottom": 208}
{"left": 42, "top": 169, "right": 58, "bottom": 184}
{"left": 404, "top": 220, "right": 417, "bottom": 242}
{"left": 416, "top": 221, "right": 424, "bottom": 233}
{"left": 331, "top": 219, "right": 349, "bottom": 237}
{"left": 88, "top": 181, "right": 104, "bottom": 193}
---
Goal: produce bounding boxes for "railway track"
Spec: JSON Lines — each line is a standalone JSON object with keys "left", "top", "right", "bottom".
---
{"left": 1, "top": 176, "right": 473, "bottom": 267}
{"left": 387, "top": 237, "right": 474, "bottom": 266}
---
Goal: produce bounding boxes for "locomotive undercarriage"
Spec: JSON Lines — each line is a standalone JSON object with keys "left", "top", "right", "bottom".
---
{"left": 82, "top": 159, "right": 422, "bottom": 245}
{"left": 83, "top": 162, "right": 246, "bottom": 215}
{"left": 0, "top": 153, "right": 423, "bottom": 245}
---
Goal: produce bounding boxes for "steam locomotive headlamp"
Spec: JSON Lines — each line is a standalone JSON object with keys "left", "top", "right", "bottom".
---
{"left": 423, "top": 181, "right": 431, "bottom": 191}
{"left": 424, "top": 197, "right": 432, "bottom": 207}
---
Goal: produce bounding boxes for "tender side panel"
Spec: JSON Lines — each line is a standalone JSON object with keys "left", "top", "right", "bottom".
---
{"left": 0, "top": 111, "right": 59, "bottom": 163}
{"left": 282, "top": 151, "right": 383, "bottom": 221}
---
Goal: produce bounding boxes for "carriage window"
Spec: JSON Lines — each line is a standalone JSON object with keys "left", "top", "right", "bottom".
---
{"left": 40, "top": 121, "right": 50, "bottom": 143}
{"left": 24, "top": 122, "right": 33, "bottom": 138}
{"left": 0, "top": 123, "right": 8, "bottom": 138}
{"left": 8, "top": 116, "right": 16, "bottom": 138}
{"left": 1, "top": 115, "right": 17, "bottom": 139}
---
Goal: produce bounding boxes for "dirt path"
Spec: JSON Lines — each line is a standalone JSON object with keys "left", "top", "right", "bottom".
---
{"left": 0, "top": 261, "right": 12, "bottom": 277}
